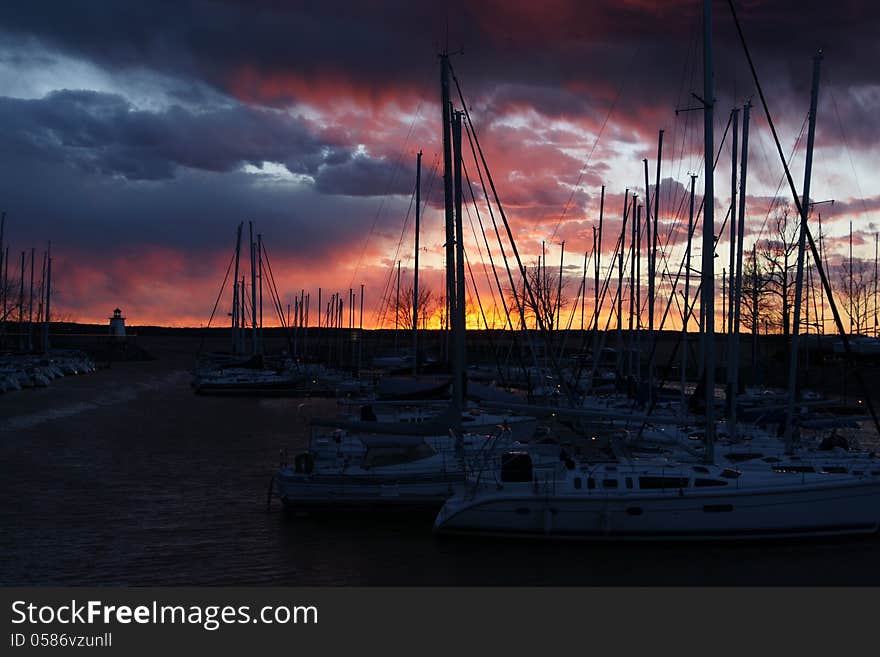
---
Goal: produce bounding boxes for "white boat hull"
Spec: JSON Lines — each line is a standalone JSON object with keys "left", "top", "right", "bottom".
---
{"left": 435, "top": 478, "right": 880, "bottom": 540}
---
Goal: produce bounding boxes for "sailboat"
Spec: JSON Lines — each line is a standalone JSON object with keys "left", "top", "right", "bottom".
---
{"left": 434, "top": 0, "right": 880, "bottom": 540}
{"left": 273, "top": 53, "right": 542, "bottom": 513}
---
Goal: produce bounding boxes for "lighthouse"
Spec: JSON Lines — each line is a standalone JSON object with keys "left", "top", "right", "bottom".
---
{"left": 109, "top": 308, "right": 126, "bottom": 339}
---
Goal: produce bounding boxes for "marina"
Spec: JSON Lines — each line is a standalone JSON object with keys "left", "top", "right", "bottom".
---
{"left": 3, "top": 0, "right": 880, "bottom": 590}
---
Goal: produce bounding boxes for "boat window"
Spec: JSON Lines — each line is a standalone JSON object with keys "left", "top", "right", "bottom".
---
{"left": 603, "top": 479, "right": 618, "bottom": 489}
{"left": 625, "top": 507, "right": 643, "bottom": 516}
{"left": 694, "top": 478, "right": 728, "bottom": 487}
{"left": 725, "top": 453, "right": 763, "bottom": 463}
{"left": 771, "top": 465, "right": 816, "bottom": 474}
{"left": 703, "top": 504, "right": 734, "bottom": 513}
{"left": 821, "top": 466, "right": 847, "bottom": 474}
{"left": 639, "top": 476, "right": 690, "bottom": 490}
{"left": 692, "top": 465, "right": 710, "bottom": 474}
{"left": 762, "top": 457, "right": 781, "bottom": 463}
{"left": 720, "top": 469, "right": 741, "bottom": 479}
{"left": 574, "top": 477, "right": 582, "bottom": 490}
{"left": 362, "top": 443, "right": 436, "bottom": 468}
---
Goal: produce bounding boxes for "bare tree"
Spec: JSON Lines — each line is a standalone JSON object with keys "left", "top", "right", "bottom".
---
{"left": 505, "top": 261, "right": 570, "bottom": 331}
{"left": 740, "top": 245, "right": 772, "bottom": 335}
{"left": 836, "top": 258, "right": 873, "bottom": 335}
{"left": 392, "top": 285, "right": 434, "bottom": 331}
{"left": 758, "top": 206, "right": 799, "bottom": 335}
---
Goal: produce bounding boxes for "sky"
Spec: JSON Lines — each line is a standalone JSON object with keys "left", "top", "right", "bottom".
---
{"left": 0, "top": 0, "right": 877, "bottom": 329}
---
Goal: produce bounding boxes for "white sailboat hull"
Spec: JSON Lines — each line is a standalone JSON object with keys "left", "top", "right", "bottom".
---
{"left": 435, "top": 478, "right": 880, "bottom": 540}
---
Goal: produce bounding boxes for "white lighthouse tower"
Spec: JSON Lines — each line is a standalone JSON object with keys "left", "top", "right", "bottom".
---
{"left": 109, "top": 308, "right": 126, "bottom": 339}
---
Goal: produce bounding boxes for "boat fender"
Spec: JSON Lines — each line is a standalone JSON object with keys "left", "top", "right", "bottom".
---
{"left": 294, "top": 452, "right": 314, "bottom": 474}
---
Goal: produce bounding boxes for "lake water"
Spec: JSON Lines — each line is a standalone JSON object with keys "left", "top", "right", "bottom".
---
{"left": 3, "top": 337, "right": 880, "bottom": 586}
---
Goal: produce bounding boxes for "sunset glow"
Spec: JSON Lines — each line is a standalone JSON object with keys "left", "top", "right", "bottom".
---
{"left": 0, "top": 1, "right": 876, "bottom": 333}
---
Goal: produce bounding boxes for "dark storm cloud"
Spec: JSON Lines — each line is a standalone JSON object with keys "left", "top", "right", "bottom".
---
{"left": 0, "top": 89, "right": 328, "bottom": 180}
{"left": 1, "top": 1, "right": 877, "bottom": 123}
{"left": 0, "top": 88, "right": 415, "bottom": 197}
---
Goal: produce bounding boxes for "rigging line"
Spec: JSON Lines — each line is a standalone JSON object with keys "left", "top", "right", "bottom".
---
{"left": 549, "top": 45, "right": 642, "bottom": 243}
{"left": 375, "top": 155, "right": 440, "bottom": 328}
{"left": 462, "top": 244, "right": 504, "bottom": 379}
{"left": 451, "top": 64, "right": 556, "bottom": 344}
{"left": 462, "top": 155, "right": 532, "bottom": 381}
{"left": 828, "top": 76, "right": 873, "bottom": 220}
{"left": 648, "top": 111, "right": 734, "bottom": 323}
{"left": 197, "top": 244, "right": 237, "bottom": 356}
{"left": 462, "top": 119, "right": 531, "bottom": 338}
{"left": 348, "top": 61, "right": 434, "bottom": 290}
{"left": 259, "top": 243, "right": 289, "bottom": 327}
{"left": 374, "top": 180, "right": 419, "bottom": 329}
{"left": 727, "top": 0, "right": 880, "bottom": 437}
{"left": 753, "top": 114, "right": 809, "bottom": 246}
{"left": 461, "top": 165, "right": 501, "bottom": 319}
{"left": 204, "top": 246, "right": 236, "bottom": 330}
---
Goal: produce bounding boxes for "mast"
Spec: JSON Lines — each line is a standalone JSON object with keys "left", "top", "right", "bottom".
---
{"left": 726, "top": 108, "right": 739, "bottom": 414}
{"left": 783, "top": 51, "right": 822, "bottom": 453}
{"left": 395, "top": 260, "right": 400, "bottom": 352}
{"left": 43, "top": 246, "right": 51, "bottom": 351}
{"left": 616, "top": 189, "right": 629, "bottom": 380}
{"left": 628, "top": 193, "right": 637, "bottom": 378}
{"left": 18, "top": 251, "right": 24, "bottom": 351}
{"left": 635, "top": 202, "right": 642, "bottom": 395}
{"left": 681, "top": 174, "right": 697, "bottom": 419}
{"left": 650, "top": 131, "right": 663, "bottom": 407}
{"left": 581, "top": 249, "right": 588, "bottom": 332}
{"left": 849, "top": 221, "right": 854, "bottom": 334}
{"left": 440, "top": 53, "right": 456, "bottom": 371}
{"left": 452, "top": 108, "right": 467, "bottom": 412}
{"left": 232, "top": 222, "right": 242, "bottom": 354}
{"left": 556, "top": 240, "right": 565, "bottom": 333}
{"left": 875, "top": 232, "right": 878, "bottom": 337}
{"left": 729, "top": 102, "right": 750, "bottom": 440}
{"left": 594, "top": 185, "right": 605, "bottom": 362}
{"left": 413, "top": 150, "right": 422, "bottom": 376}
{"left": 0, "top": 212, "right": 4, "bottom": 326}
{"left": 258, "top": 234, "right": 263, "bottom": 348}
{"left": 701, "top": 0, "right": 716, "bottom": 462}
{"left": 28, "top": 247, "right": 35, "bottom": 351}
{"left": 249, "top": 221, "right": 257, "bottom": 355}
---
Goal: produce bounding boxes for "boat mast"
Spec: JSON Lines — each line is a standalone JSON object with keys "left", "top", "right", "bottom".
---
{"left": 43, "top": 245, "right": 51, "bottom": 351}
{"left": 232, "top": 222, "right": 242, "bottom": 354}
{"left": 616, "top": 189, "right": 629, "bottom": 380}
{"left": 729, "top": 102, "right": 750, "bottom": 440}
{"left": 642, "top": 159, "right": 651, "bottom": 404}
{"left": 681, "top": 174, "right": 697, "bottom": 420}
{"left": 725, "top": 108, "right": 739, "bottom": 416}
{"left": 440, "top": 52, "right": 456, "bottom": 375}
{"left": 413, "top": 150, "right": 422, "bottom": 376}
{"left": 783, "top": 51, "right": 822, "bottom": 453}
{"left": 28, "top": 246, "right": 35, "bottom": 351}
{"left": 594, "top": 185, "right": 605, "bottom": 364}
{"left": 249, "top": 221, "right": 257, "bottom": 355}
{"left": 701, "top": 0, "right": 717, "bottom": 463}
{"left": 452, "top": 108, "right": 467, "bottom": 412}
{"left": 650, "top": 131, "right": 663, "bottom": 407}
{"left": 395, "top": 260, "right": 400, "bottom": 352}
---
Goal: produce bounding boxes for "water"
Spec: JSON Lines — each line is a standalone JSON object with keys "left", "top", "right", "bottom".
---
{"left": 3, "top": 337, "right": 880, "bottom": 586}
